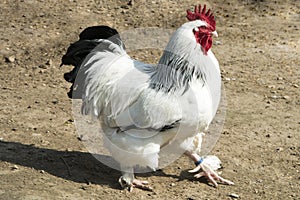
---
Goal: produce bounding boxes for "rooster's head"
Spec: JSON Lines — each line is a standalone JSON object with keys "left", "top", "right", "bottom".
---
{"left": 186, "top": 4, "right": 217, "bottom": 54}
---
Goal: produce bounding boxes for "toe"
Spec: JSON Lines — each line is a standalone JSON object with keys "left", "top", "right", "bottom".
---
{"left": 132, "top": 179, "right": 153, "bottom": 191}
{"left": 194, "top": 172, "right": 205, "bottom": 178}
{"left": 188, "top": 165, "right": 201, "bottom": 173}
{"left": 207, "top": 173, "right": 218, "bottom": 187}
{"left": 219, "top": 177, "right": 234, "bottom": 185}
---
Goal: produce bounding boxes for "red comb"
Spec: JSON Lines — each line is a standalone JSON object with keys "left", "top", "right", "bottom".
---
{"left": 186, "top": 4, "right": 216, "bottom": 31}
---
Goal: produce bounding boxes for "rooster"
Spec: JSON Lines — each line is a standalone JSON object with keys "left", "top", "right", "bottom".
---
{"left": 62, "top": 4, "right": 234, "bottom": 191}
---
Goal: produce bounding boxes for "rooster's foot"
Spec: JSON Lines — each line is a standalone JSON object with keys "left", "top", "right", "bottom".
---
{"left": 189, "top": 162, "right": 234, "bottom": 187}
{"left": 119, "top": 176, "right": 153, "bottom": 192}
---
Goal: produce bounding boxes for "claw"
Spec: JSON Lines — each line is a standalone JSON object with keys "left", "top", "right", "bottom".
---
{"left": 188, "top": 165, "right": 201, "bottom": 173}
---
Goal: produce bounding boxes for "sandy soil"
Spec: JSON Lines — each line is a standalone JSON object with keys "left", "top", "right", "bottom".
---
{"left": 0, "top": 0, "right": 299, "bottom": 199}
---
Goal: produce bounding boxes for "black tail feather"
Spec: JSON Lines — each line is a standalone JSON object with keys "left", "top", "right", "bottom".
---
{"left": 61, "top": 26, "right": 124, "bottom": 99}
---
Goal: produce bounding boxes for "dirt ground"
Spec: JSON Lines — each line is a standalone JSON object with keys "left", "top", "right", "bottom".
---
{"left": 0, "top": 0, "right": 299, "bottom": 199}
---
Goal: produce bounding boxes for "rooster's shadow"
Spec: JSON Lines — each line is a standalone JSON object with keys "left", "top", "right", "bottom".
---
{"left": 0, "top": 140, "right": 201, "bottom": 189}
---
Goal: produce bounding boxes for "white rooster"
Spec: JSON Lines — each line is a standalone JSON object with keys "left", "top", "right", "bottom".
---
{"left": 62, "top": 4, "right": 234, "bottom": 191}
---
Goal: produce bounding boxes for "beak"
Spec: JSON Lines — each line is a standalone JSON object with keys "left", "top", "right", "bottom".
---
{"left": 212, "top": 31, "right": 218, "bottom": 37}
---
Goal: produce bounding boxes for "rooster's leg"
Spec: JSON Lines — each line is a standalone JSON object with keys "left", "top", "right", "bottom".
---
{"left": 184, "top": 151, "right": 234, "bottom": 187}
{"left": 119, "top": 166, "right": 153, "bottom": 192}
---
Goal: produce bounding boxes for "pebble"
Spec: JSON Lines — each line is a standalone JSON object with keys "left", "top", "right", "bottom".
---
{"left": 39, "top": 64, "right": 47, "bottom": 69}
{"left": 46, "top": 59, "right": 53, "bottom": 66}
{"left": 66, "top": 148, "right": 72, "bottom": 152}
{"left": 277, "top": 77, "right": 283, "bottom": 80}
{"left": 80, "top": 185, "right": 88, "bottom": 190}
{"left": 120, "top": 5, "right": 129, "bottom": 9}
{"left": 268, "top": 85, "right": 276, "bottom": 89}
{"left": 229, "top": 193, "right": 239, "bottom": 198}
{"left": 292, "top": 84, "right": 299, "bottom": 88}
{"left": 5, "top": 56, "right": 15, "bottom": 63}
{"left": 52, "top": 99, "right": 58, "bottom": 104}
{"left": 282, "top": 95, "right": 290, "bottom": 100}
{"left": 39, "top": 12, "right": 45, "bottom": 17}
{"left": 215, "top": 40, "right": 222, "bottom": 45}
{"left": 11, "top": 165, "right": 19, "bottom": 170}
{"left": 270, "top": 95, "right": 279, "bottom": 99}
{"left": 276, "top": 147, "right": 283, "bottom": 152}
{"left": 170, "top": 183, "right": 176, "bottom": 186}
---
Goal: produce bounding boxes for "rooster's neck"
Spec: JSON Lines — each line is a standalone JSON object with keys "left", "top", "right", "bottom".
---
{"left": 149, "top": 28, "right": 207, "bottom": 94}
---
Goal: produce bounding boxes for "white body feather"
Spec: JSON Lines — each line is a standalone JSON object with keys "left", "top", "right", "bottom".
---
{"left": 78, "top": 20, "right": 221, "bottom": 171}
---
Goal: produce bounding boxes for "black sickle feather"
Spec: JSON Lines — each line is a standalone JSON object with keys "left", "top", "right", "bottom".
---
{"left": 61, "top": 25, "right": 125, "bottom": 98}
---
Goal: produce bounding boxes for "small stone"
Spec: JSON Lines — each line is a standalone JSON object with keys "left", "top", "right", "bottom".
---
{"left": 277, "top": 77, "right": 283, "bottom": 80}
{"left": 170, "top": 183, "right": 176, "bottom": 186}
{"left": 224, "top": 77, "right": 231, "bottom": 81}
{"left": 120, "top": 5, "right": 129, "bottom": 9}
{"left": 276, "top": 147, "right": 283, "bottom": 152}
{"left": 5, "top": 56, "right": 15, "bottom": 63}
{"left": 52, "top": 99, "right": 58, "bottom": 104}
{"left": 11, "top": 165, "right": 19, "bottom": 170}
{"left": 40, "top": 170, "right": 45, "bottom": 174}
{"left": 215, "top": 41, "right": 222, "bottom": 45}
{"left": 46, "top": 59, "right": 53, "bottom": 66}
{"left": 229, "top": 193, "right": 239, "bottom": 198}
{"left": 39, "top": 64, "right": 47, "bottom": 69}
{"left": 268, "top": 85, "right": 276, "bottom": 89}
{"left": 80, "top": 185, "right": 88, "bottom": 190}
{"left": 270, "top": 95, "right": 279, "bottom": 99}
{"left": 292, "top": 84, "right": 299, "bottom": 88}
{"left": 282, "top": 95, "right": 290, "bottom": 100}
